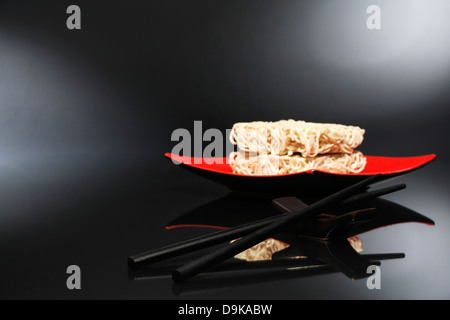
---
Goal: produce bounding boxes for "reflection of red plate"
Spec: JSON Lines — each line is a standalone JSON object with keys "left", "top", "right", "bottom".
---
{"left": 166, "top": 196, "right": 435, "bottom": 234}
{"left": 165, "top": 153, "right": 436, "bottom": 198}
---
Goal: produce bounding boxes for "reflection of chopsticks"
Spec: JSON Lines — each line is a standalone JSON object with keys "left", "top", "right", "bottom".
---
{"left": 128, "top": 175, "right": 414, "bottom": 282}
{"left": 129, "top": 252, "right": 405, "bottom": 296}
{"left": 129, "top": 250, "right": 406, "bottom": 281}
{"left": 173, "top": 254, "right": 405, "bottom": 296}
{"left": 132, "top": 175, "right": 405, "bottom": 282}
{"left": 128, "top": 181, "right": 405, "bottom": 269}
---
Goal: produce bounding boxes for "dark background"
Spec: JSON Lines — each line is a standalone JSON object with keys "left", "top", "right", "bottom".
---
{"left": 0, "top": 0, "right": 449, "bottom": 299}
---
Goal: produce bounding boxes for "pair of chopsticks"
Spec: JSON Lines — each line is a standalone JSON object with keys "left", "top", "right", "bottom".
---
{"left": 128, "top": 174, "right": 405, "bottom": 282}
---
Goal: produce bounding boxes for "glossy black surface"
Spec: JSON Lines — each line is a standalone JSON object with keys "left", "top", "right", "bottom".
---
{"left": 0, "top": 1, "right": 449, "bottom": 299}
{"left": 1, "top": 154, "right": 448, "bottom": 299}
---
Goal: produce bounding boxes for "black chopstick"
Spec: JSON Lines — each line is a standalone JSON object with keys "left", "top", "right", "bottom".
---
{"left": 172, "top": 174, "right": 381, "bottom": 282}
{"left": 128, "top": 180, "right": 404, "bottom": 268}
{"left": 128, "top": 214, "right": 280, "bottom": 267}
{"left": 340, "top": 183, "right": 406, "bottom": 206}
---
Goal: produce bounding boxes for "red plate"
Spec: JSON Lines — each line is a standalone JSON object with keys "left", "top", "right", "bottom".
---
{"left": 165, "top": 153, "right": 436, "bottom": 198}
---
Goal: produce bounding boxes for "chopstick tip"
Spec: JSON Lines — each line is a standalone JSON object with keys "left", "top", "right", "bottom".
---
{"left": 127, "top": 256, "right": 140, "bottom": 268}
{"left": 172, "top": 269, "right": 185, "bottom": 283}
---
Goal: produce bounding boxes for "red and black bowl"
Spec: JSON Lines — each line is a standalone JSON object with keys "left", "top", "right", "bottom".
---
{"left": 165, "top": 153, "right": 436, "bottom": 199}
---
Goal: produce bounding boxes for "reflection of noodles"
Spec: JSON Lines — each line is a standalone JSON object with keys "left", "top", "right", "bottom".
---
{"left": 230, "top": 120, "right": 365, "bottom": 157}
{"left": 347, "top": 236, "right": 363, "bottom": 253}
{"left": 233, "top": 238, "right": 290, "bottom": 261}
{"left": 229, "top": 151, "right": 367, "bottom": 175}
{"left": 234, "top": 237, "right": 363, "bottom": 261}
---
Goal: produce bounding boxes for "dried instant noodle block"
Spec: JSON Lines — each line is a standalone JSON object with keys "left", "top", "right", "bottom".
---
{"left": 229, "top": 119, "right": 365, "bottom": 157}
{"left": 229, "top": 151, "right": 367, "bottom": 176}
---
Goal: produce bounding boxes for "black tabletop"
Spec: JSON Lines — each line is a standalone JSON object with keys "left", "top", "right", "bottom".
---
{"left": 0, "top": 0, "right": 449, "bottom": 300}
{"left": 0, "top": 150, "right": 448, "bottom": 300}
